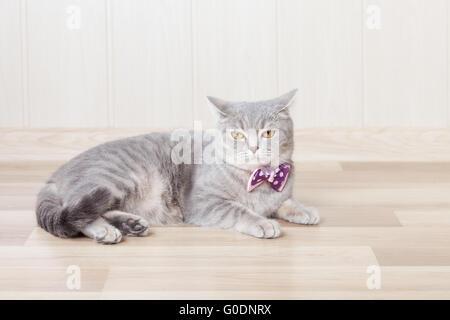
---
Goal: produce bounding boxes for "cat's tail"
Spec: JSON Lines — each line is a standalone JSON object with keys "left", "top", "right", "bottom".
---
{"left": 36, "top": 183, "right": 113, "bottom": 238}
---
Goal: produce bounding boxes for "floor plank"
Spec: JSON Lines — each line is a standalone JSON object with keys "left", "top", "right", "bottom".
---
{"left": 0, "top": 267, "right": 108, "bottom": 292}
{"left": 373, "top": 247, "right": 450, "bottom": 266}
{"left": 102, "top": 266, "right": 450, "bottom": 295}
{"left": 395, "top": 209, "right": 450, "bottom": 226}
{"left": 0, "top": 211, "right": 36, "bottom": 245}
{"left": 24, "top": 226, "right": 450, "bottom": 248}
{"left": 294, "top": 206, "right": 401, "bottom": 227}
{"left": 0, "top": 246, "right": 377, "bottom": 268}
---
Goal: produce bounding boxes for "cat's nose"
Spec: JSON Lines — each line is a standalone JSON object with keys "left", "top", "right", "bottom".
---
{"left": 249, "top": 146, "right": 259, "bottom": 154}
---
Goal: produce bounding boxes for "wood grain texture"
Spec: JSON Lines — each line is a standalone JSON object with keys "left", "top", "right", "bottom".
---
{"left": 102, "top": 266, "right": 373, "bottom": 292}
{"left": 395, "top": 209, "right": 450, "bottom": 226}
{"left": 279, "top": 0, "right": 363, "bottom": 127}
{"left": 100, "top": 266, "right": 450, "bottom": 296}
{"left": 23, "top": 225, "right": 450, "bottom": 249}
{"left": 27, "top": 0, "right": 108, "bottom": 127}
{"left": 363, "top": 0, "right": 448, "bottom": 126}
{"left": 305, "top": 207, "right": 401, "bottom": 227}
{"left": 0, "top": 211, "right": 35, "bottom": 245}
{"left": 1, "top": 129, "right": 450, "bottom": 298}
{"left": 0, "top": 246, "right": 377, "bottom": 268}
{"left": 0, "top": 267, "right": 107, "bottom": 292}
{"left": 192, "top": 0, "right": 278, "bottom": 128}
{"left": 0, "top": 0, "right": 24, "bottom": 126}
{"left": 293, "top": 128, "right": 450, "bottom": 162}
{"left": 373, "top": 246, "right": 450, "bottom": 266}
{"left": 111, "top": 0, "right": 193, "bottom": 128}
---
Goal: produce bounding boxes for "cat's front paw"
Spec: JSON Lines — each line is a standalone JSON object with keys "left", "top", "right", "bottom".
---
{"left": 94, "top": 225, "right": 123, "bottom": 244}
{"left": 239, "top": 218, "right": 281, "bottom": 239}
{"left": 289, "top": 205, "right": 320, "bottom": 225}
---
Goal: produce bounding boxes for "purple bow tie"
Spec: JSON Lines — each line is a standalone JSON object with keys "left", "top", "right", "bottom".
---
{"left": 247, "top": 163, "right": 291, "bottom": 192}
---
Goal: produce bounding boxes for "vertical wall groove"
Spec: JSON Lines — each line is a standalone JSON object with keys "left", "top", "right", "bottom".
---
{"left": 275, "top": 0, "right": 280, "bottom": 95}
{"left": 20, "top": 0, "right": 29, "bottom": 127}
{"left": 361, "top": 0, "right": 366, "bottom": 127}
{"left": 190, "top": 0, "right": 195, "bottom": 126}
{"left": 105, "top": 0, "right": 114, "bottom": 127}
{"left": 447, "top": 0, "right": 449, "bottom": 127}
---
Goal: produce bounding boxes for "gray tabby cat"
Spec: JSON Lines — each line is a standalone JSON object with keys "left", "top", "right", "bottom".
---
{"left": 36, "top": 89, "right": 319, "bottom": 244}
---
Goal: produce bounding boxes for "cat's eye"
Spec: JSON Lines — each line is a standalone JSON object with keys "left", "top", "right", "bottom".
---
{"left": 262, "top": 130, "right": 275, "bottom": 138}
{"left": 231, "top": 131, "right": 245, "bottom": 140}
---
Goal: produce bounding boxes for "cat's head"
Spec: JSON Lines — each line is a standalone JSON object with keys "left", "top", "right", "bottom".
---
{"left": 207, "top": 89, "right": 296, "bottom": 171}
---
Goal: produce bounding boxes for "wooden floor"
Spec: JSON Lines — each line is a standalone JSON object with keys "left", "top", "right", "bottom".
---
{"left": 1, "top": 128, "right": 450, "bottom": 299}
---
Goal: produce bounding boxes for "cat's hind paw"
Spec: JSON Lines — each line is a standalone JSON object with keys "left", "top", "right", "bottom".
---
{"left": 119, "top": 218, "right": 149, "bottom": 237}
{"left": 103, "top": 211, "right": 149, "bottom": 237}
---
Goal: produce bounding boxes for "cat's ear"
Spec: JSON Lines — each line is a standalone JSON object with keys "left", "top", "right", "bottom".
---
{"left": 206, "top": 96, "right": 231, "bottom": 118}
{"left": 272, "top": 89, "right": 298, "bottom": 113}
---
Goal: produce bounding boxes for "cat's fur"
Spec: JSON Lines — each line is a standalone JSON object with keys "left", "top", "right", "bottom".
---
{"left": 36, "top": 90, "right": 319, "bottom": 244}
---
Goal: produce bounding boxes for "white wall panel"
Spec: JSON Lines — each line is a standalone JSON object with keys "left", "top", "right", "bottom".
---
{"left": 111, "top": 0, "right": 193, "bottom": 129}
{"left": 0, "top": 0, "right": 24, "bottom": 126}
{"left": 193, "top": 0, "right": 279, "bottom": 128}
{"left": 279, "top": 0, "right": 363, "bottom": 128}
{"left": 0, "top": 0, "right": 450, "bottom": 129}
{"left": 27, "top": 0, "right": 108, "bottom": 127}
{"left": 364, "top": 0, "right": 447, "bottom": 126}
